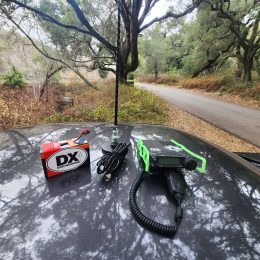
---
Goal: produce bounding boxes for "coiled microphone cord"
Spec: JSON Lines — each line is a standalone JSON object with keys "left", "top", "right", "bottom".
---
{"left": 129, "top": 171, "right": 184, "bottom": 237}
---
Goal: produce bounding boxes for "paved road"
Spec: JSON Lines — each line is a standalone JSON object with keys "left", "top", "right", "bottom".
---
{"left": 138, "top": 83, "right": 260, "bottom": 147}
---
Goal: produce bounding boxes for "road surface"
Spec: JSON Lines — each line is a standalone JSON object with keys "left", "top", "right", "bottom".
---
{"left": 138, "top": 83, "right": 260, "bottom": 147}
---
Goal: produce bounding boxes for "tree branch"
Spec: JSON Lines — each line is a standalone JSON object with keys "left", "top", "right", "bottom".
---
{"left": 140, "top": 0, "right": 202, "bottom": 31}
{"left": 4, "top": 0, "right": 116, "bottom": 52}
{"left": 138, "top": 0, "right": 153, "bottom": 26}
{"left": 192, "top": 38, "right": 235, "bottom": 77}
{"left": 66, "top": 0, "right": 116, "bottom": 51}
{"left": 5, "top": 1, "right": 92, "bottom": 34}
{"left": 2, "top": 10, "right": 97, "bottom": 89}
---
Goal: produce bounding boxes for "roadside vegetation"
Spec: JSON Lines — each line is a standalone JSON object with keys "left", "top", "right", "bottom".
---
{"left": 0, "top": 83, "right": 62, "bottom": 130}
{"left": 45, "top": 81, "right": 168, "bottom": 125}
{"left": 138, "top": 72, "right": 260, "bottom": 106}
{"left": 0, "top": 80, "right": 168, "bottom": 130}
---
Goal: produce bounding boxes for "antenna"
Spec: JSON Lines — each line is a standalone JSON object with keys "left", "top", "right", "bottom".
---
{"left": 102, "top": 0, "right": 121, "bottom": 153}
{"left": 114, "top": 0, "right": 121, "bottom": 127}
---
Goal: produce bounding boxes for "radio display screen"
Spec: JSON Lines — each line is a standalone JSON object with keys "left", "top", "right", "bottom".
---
{"left": 158, "top": 157, "right": 181, "bottom": 165}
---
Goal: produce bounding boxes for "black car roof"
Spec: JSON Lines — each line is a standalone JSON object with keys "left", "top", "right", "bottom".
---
{"left": 0, "top": 123, "right": 259, "bottom": 259}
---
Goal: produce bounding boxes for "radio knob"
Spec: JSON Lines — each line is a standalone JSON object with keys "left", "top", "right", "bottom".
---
{"left": 184, "top": 157, "right": 197, "bottom": 171}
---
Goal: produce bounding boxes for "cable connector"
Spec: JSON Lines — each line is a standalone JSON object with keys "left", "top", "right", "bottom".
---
{"left": 112, "top": 127, "right": 120, "bottom": 144}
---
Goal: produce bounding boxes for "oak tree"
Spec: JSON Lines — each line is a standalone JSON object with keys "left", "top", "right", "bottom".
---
{"left": 2, "top": 0, "right": 202, "bottom": 81}
{"left": 209, "top": 0, "right": 260, "bottom": 82}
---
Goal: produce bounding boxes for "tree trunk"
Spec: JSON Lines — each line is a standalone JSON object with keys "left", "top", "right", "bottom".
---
{"left": 243, "top": 58, "right": 253, "bottom": 82}
{"left": 119, "top": 62, "right": 128, "bottom": 83}
{"left": 40, "top": 75, "right": 50, "bottom": 99}
{"left": 235, "top": 45, "right": 243, "bottom": 79}
{"left": 39, "top": 81, "right": 48, "bottom": 98}
{"left": 255, "top": 56, "right": 260, "bottom": 78}
{"left": 120, "top": 71, "right": 128, "bottom": 83}
{"left": 39, "top": 66, "right": 64, "bottom": 99}
{"left": 154, "top": 61, "right": 158, "bottom": 81}
{"left": 120, "top": 27, "right": 139, "bottom": 83}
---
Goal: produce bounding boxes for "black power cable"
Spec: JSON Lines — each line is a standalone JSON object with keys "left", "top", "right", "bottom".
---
{"left": 97, "top": 143, "right": 130, "bottom": 181}
{"left": 129, "top": 171, "right": 185, "bottom": 237}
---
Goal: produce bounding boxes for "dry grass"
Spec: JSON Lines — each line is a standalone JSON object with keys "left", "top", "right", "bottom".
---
{"left": 138, "top": 74, "right": 156, "bottom": 83}
{"left": 156, "top": 75, "right": 178, "bottom": 85}
{"left": 179, "top": 76, "right": 229, "bottom": 91}
{"left": 230, "top": 84, "right": 260, "bottom": 102}
{"left": 0, "top": 86, "right": 59, "bottom": 130}
{"left": 138, "top": 74, "right": 178, "bottom": 85}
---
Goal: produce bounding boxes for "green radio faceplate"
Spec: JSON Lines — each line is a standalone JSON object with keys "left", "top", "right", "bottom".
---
{"left": 137, "top": 138, "right": 206, "bottom": 174}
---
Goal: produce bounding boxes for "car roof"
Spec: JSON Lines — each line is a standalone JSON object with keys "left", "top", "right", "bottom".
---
{"left": 0, "top": 123, "right": 259, "bottom": 259}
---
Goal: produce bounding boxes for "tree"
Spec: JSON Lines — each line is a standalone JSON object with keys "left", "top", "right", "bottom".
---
{"left": 0, "top": 9, "right": 97, "bottom": 89}
{"left": 34, "top": 56, "right": 66, "bottom": 99}
{"left": 1, "top": 0, "right": 202, "bottom": 81}
{"left": 209, "top": 0, "right": 260, "bottom": 82}
{"left": 179, "top": 3, "right": 235, "bottom": 77}
{"left": 140, "top": 25, "right": 169, "bottom": 80}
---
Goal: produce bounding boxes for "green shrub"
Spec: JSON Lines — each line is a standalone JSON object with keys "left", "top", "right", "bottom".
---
{"left": 44, "top": 83, "right": 169, "bottom": 125}
{"left": 92, "top": 106, "right": 113, "bottom": 121}
{"left": 167, "top": 69, "right": 180, "bottom": 79}
{"left": 1, "top": 66, "right": 26, "bottom": 88}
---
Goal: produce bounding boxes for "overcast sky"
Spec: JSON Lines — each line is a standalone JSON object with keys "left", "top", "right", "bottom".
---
{"left": 0, "top": 0, "right": 196, "bottom": 41}
{"left": 143, "top": 0, "right": 196, "bottom": 25}
{"left": 148, "top": 0, "right": 170, "bottom": 19}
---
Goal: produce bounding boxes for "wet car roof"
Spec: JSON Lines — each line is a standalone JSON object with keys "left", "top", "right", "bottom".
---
{"left": 0, "top": 123, "right": 259, "bottom": 259}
